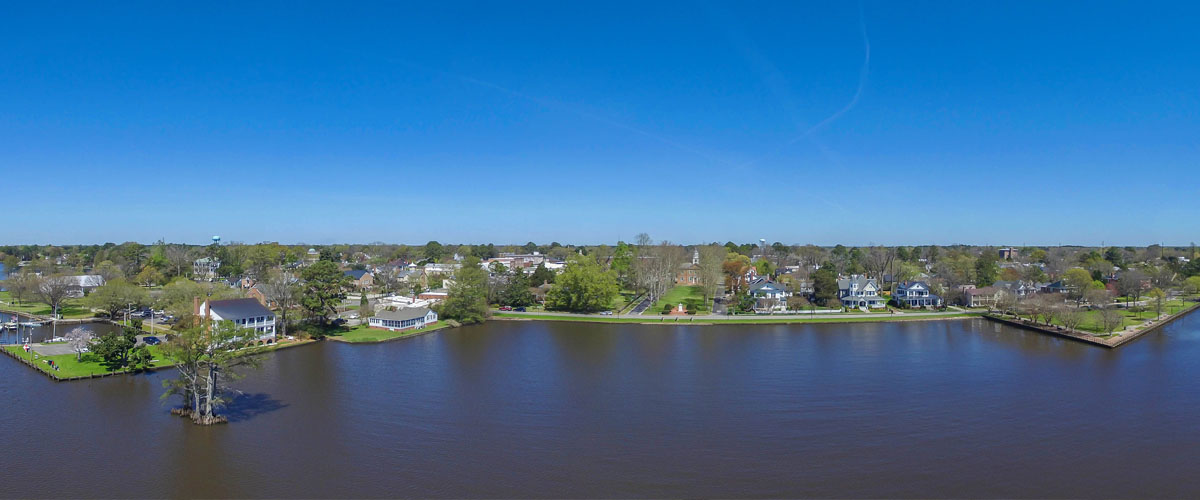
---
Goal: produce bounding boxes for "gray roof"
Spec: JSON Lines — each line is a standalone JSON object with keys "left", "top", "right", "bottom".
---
{"left": 748, "top": 279, "right": 787, "bottom": 294}
{"left": 837, "top": 275, "right": 876, "bottom": 290}
{"left": 208, "top": 298, "right": 273, "bottom": 320}
{"left": 373, "top": 307, "right": 432, "bottom": 321}
{"left": 344, "top": 269, "right": 370, "bottom": 279}
{"left": 895, "top": 281, "right": 930, "bottom": 292}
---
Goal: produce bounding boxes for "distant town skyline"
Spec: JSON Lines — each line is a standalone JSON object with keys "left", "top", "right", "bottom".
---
{"left": 4, "top": 2, "right": 1197, "bottom": 244}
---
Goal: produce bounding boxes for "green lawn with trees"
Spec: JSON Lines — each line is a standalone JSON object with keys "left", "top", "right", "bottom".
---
{"left": 4, "top": 343, "right": 169, "bottom": 379}
{"left": 0, "top": 291, "right": 93, "bottom": 318}
{"left": 645, "top": 285, "right": 707, "bottom": 315}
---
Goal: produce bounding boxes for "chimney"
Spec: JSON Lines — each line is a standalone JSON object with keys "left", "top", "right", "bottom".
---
{"left": 193, "top": 296, "right": 200, "bottom": 317}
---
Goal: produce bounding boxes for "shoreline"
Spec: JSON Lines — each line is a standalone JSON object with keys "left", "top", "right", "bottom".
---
{"left": 984, "top": 301, "right": 1200, "bottom": 348}
{"left": 492, "top": 311, "right": 984, "bottom": 326}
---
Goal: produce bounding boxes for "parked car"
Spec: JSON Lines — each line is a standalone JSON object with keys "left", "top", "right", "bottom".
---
{"left": 600, "top": 311, "right": 614, "bottom": 315}
{"left": 142, "top": 336, "right": 161, "bottom": 345}
{"left": 514, "top": 307, "right": 526, "bottom": 312}
{"left": 499, "top": 306, "right": 513, "bottom": 311}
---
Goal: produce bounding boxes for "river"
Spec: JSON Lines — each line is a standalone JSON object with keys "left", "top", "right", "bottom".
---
{"left": 1, "top": 315, "right": 1199, "bottom": 498}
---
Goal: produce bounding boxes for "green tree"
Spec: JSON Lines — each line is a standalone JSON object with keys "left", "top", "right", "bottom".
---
{"left": 299, "top": 260, "right": 351, "bottom": 326}
{"left": 86, "top": 279, "right": 150, "bottom": 319}
{"left": 545, "top": 257, "right": 619, "bottom": 313}
{"left": 610, "top": 242, "right": 633, "bottom": 284}
{"left": 423, "top": 241, "right": 445, "bottom": 262}
{"left": 1, "top": 254, "right": 19, "bottom": 274}
{"left": 128, "top": 344, "right": 154, "bottom": 372}
{"left": 754, "top": 259, "right": 775, "bottom": 277}
{"left": 1148, "top": 288, "right": 1167, "bottom": 317}
{"left": 499, "top": 271, "right": 535, "bottom": 307}
{"left": 134, "top": 266, "right": 165, "bottom": 287}
{"left": 974, "top": 254, "right": 999, "bottom": 287}
{"left": 1063, "top": 268, "right": 1094, "bottom": 300}
{"left": 91, "top": 326, "right": 138, "bottom": 371}
{"left": 161, "top": 322, "right": 268, "bottom": 425}
{"left": 812, "top": 267, "right": 839, "bottom": 307}
{"left": 438, "top": 256, "right": 488, "bottom": 324}
{"left": 1184, "top": 276, "right": 1200, "bottom": 297}
{"left": 529, "top": 263, "right": 556, "bottom": 286}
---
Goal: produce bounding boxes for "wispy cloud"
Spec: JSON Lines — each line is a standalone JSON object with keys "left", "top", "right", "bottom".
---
{"left": 737, "top": 2, "right": 871, "bottom": 169}
{"left": 376, "top": 56, "right": 732, "bottom": 166}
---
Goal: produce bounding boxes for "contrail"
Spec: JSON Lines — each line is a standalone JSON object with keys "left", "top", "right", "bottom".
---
{"left": 379, "top": 57, "right": 732, "bottom": 166}
{"left": 738, "top": 3, "right": 871, "bottom": 169}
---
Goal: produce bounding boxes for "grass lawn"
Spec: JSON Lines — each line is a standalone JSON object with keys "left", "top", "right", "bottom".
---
{"left": 329, "top": 322, "right": 449, "bottom": 343}
{"left": 1047, "top": 298, "right": 1197, "bottom": 334}
{"left": 4, "top": 344, "right": 171, "bottom": 379}
{"left": 0, "top": 291, "right": 95, "bottom": 319}
{"left": 645, "top": 286, "right": 708, "bottom": 315}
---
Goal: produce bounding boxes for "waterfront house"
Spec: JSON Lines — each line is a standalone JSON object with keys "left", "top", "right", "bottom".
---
{"left": 368, "top": 307, "right": 438, "bottom": 332}
{"left": 193, "top": 257, "right": 220, "bottom": 280}
{"left": 964, "top": 287, "right": 1006, "bottom": 308}
{"left": 837, "top": 275, "right": 885, "bottom": 308}
{"left": 893, "top": 281, "right": 943, "bottom": 308}
{"left": 748, "top": 278, "right": 790, "bottom": 312}
{"left": 1039, "top": 280, "right": 1072, "bottom": 294}
{"left": 344, "top": 269, "right": 374, "bottom": 289}
{"left": 197, "top": 298, "right": 276, "bottom": 341}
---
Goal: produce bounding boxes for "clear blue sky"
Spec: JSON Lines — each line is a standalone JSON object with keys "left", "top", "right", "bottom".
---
{"left": 3, "top": 1, "right": 1197, "bottom": 246}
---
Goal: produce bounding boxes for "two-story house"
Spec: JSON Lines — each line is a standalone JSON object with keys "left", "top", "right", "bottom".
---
{"left": 193, "top": 257, "right": 221, "bottom": 280}
{"left": 675, "top": 250, "right": 701, "bottom": 286}
{"left": 893, "top": 281, "right": 943, "bottom": 308}
{"left": 964, "top": 286, "right": 1006, "bottom": 308}
{"left": 344, "top": 269, "right": 374, "bottom": 289}
{"left": 748, "top": 278, "right": 790, "bottom": 312}
{"left": 837, "top": 275, "right": 885, "bottom": 308}
{"left": 196, "top": 298, "right": 276, "bottom": 341}
{"left": 994, "top": 280, "right": 1037, "bottom": 299}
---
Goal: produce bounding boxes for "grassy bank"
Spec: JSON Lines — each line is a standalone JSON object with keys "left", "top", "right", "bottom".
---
{"left": 328, "top": 322, "right": 450, "bottom": 343}
{"left": 493, "top": 312, "right": 982, "bottom": 325}
{"left": 2, "top": 338, "right": 315, "bottom": 380}
{"left": 0, "top": 291, "right": 95, "bottom": 319}
{"left": 1047, "top": 298, "right": 1196, "bottom": 333}
{"left": 3, "top": 344, "right": 171, "bottom": 379}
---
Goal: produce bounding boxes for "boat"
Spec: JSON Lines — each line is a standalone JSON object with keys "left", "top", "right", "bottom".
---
{"left": 19, "top": 321, "right": 42, "bottom": 327}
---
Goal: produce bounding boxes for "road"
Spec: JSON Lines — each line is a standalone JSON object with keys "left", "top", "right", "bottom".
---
{"left": 628, "top": 298, "right": 653, "bottom": 315}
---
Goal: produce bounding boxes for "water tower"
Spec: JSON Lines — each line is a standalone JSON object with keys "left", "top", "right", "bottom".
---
{"left": 212, "top": 235, "right": 221, "bottom": 244}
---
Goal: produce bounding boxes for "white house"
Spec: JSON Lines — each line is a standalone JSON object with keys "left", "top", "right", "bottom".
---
{"left": 197, "top": 298, "right": 276, "bottom": 341}
{"left": 748, "top": 278, "right": 791, "bottom": 313}
{"left": 65, "top": 275, "right": 106, "bottom": 297}
{"left": 837, "top": 275, "right": 885, "bottom": 308}
{"left": 368, "top": 307, "right": 438, "bottom": 331}
{"left": 193, "top": 257, "right": 221, "bottom": 280}
{"left": 893, "top": 281, "right": 943, "bottom": 308}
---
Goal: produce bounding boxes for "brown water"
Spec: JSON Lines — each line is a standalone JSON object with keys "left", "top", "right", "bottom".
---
{"left": 2, "top": 315, "right": 1199, "bottom": 498}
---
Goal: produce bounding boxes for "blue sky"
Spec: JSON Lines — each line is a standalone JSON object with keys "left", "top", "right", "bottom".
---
{"left": 3, "top": 1, "right": 1197, "bottom": 246}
